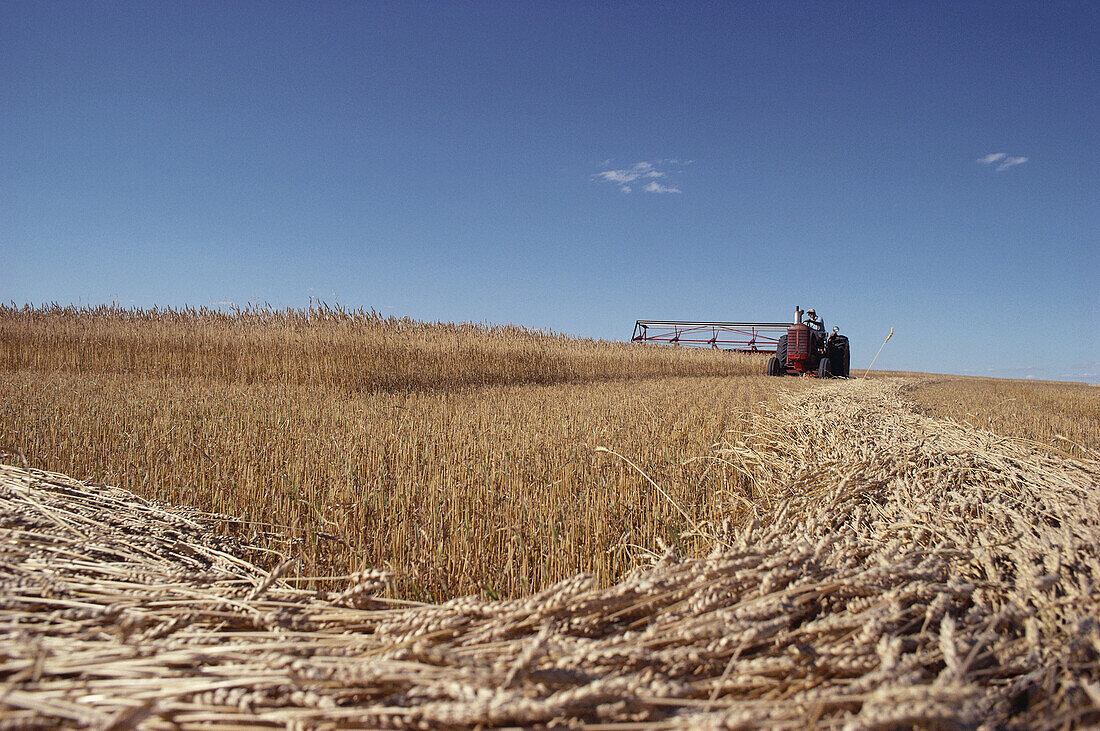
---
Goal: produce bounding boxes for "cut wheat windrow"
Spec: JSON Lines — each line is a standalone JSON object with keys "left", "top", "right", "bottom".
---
{"left": 2, "top": 379, "right": 1097, "bottom": 728}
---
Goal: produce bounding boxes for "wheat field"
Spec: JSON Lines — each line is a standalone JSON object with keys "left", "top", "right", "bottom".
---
{"left": 905, "top": 375, "right": 1100, "bottom": 460}
{"left": 0, "top": 304, "right": 786, "bottom": 599}
{"left": 2, "top": 378, "right": 1097, "bottom": 727}
{"left": 2, "top": 305, "right": 1098, "bottom": 726}
{"left": 0, "top": 303, "right": 759, "bottom": 390}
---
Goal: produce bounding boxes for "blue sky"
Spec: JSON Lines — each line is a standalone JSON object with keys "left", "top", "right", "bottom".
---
{"left": 3, "top": 1, "right": 1098, "bottom": 382}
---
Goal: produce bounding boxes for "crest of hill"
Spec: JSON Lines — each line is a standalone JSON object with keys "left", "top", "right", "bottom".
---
{"left": 0, "top": 303, "right": 760, "bottom": 392}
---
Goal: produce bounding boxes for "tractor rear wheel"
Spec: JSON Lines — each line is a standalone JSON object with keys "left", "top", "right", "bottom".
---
{"left": 817, "top": 357, "right": 832, "bottom": 378}
{"left": 827, "top": 335, "right": 850, "bottom": 378}
{"left": 767, "top": 356, "right": 781, "bottom": 376}
{"left": 776, "top": 335, "right": 787, "bottom": 370}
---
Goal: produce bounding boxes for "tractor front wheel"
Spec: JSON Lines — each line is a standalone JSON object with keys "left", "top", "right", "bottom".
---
{"left": 776, "top": 335, "right": 787, "bottom": 370}
{"left": 817, "top": 357, "right": 832, "bottom": 378}
{"left": 767, "top": 356, "right": 781, "bottom": 376}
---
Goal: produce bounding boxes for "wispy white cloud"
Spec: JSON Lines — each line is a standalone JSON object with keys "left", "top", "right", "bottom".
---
{"left": 978, "top": 152, "right": 1028, "bottom": 171}
{"left": 995, "top": 156, "right": 1028, "bottom": 171}
{"left": 592, "top": 159, "right": 691, "bottom": 194}
{"left": 644, "top": 180, "right": 681, "bottom": 194}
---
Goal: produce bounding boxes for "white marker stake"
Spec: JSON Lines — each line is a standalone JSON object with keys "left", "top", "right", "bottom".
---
{"left": 862, "top": 327, "right": 894, "bottom": 381}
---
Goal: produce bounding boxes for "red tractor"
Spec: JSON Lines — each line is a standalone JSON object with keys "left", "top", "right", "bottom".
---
{"left": 767, "top": 306, "right": 850, "bottom": 378}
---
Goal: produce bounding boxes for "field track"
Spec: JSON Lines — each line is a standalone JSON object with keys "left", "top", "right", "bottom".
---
{"left": 2, "top": 379, "right": 1098, "bottom": 728}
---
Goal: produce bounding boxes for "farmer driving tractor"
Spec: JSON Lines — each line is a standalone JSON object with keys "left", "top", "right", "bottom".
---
{"left": 804, "top": 308, "right": 824, "bottom": 332}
